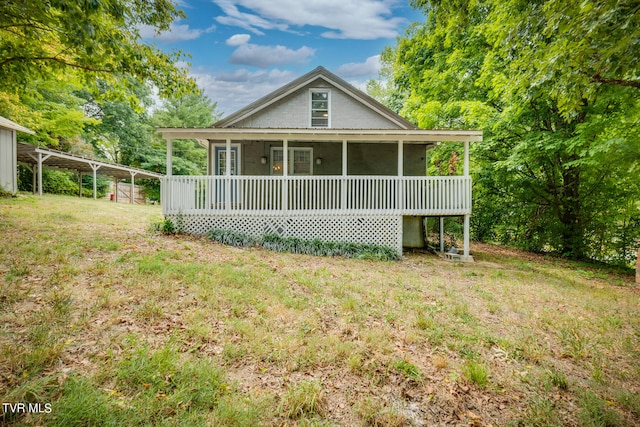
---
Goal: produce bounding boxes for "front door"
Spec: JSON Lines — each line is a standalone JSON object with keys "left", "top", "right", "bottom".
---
{"left": 213, "top": 145, "right": 241, "bottom": 206}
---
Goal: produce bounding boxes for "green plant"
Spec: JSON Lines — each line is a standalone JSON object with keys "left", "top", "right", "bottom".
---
{"left": 280, "top": 380, "right": 325, "bottom": 419}
{"left": 209, "top": 228, "right": 259, "bottom": 246}
{"left": 355, "top": 396, "right": 406, "bottom": 427}
{"left": 578, "top": 390, "right": 621, "bottom": 427}
{"left": 520, "top": 396, "right": 563, "bottom": 427}
{"left": 545, "top": 367, "right": 569, "bottom": 390}
{"left": 463, "top": 361, "right": 489, "bottom": 388}
{"left": 393, "top": 359, "right": 422, "bottom": 382}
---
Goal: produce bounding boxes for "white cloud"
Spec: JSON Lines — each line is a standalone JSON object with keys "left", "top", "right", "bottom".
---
{"left": 213, "top": 0, "right": 405, "bottom": 40}
{"left": 229, "top": 44, "right": 315, "bottom": 68}
{"left": 214, "top": 0, "right": 288, "bottom": 35}
{"left": 139, "top": 22, "right": 215, "bottom": 42}
{"left": 226, "top": 33, "right": 251, "bottom": 46}
{"left": 191, "top": 68, "right": 296, "bottom": 115}
{"left": 336, "top": 55, "right": 381, "bottom": 78}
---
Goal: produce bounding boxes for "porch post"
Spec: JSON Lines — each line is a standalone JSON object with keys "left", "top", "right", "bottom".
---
{"left": 78, "top": 173, "right": 82, "bottom": 197}
{"left": 439, "top": 217, "right": 445, "bottom": 252}
{"left": 115, "top": 179, "right": 119, "bottom": 203}
{"left": 463, "top": 140, "right": 472, "bottom": 260}
{"left": 463, "top": 214, "right": 470, "bottom": 259}
{"left": 341, "top": 139, "right": 347, "bottom": 211}
{"left": 166, "top": 139, "right": 173, "bottom": 176}
{"left": 397, "top": 140, "right": 404, "bottom": 211}
{"left": 225, "top": 138, "right": 231, "bottom": 211}
{"left": 282, "top": 139, "right": 288, "bottom": 211}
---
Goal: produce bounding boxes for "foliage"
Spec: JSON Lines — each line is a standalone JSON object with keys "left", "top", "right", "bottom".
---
{"left": 207, "top": 229, "right": 401, "bottom": 260}
{"left": 0, "top": 0, "right": 196, "bottom": 99}
{"left": 385, "top": 0, "right": 640, "bottom": 265}
{"left": 148, "top": 92, "right": 220, "bottom": 175}
{"left": 17, "top": 167, "right": 109, "bottom": 198}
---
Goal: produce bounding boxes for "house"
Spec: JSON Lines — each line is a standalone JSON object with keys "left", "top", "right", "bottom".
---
{"left": 0, "top": 116, "right": 34, "bottom": 194}
{"left": 158, "top": 67, "right": 481, "bottom": 259}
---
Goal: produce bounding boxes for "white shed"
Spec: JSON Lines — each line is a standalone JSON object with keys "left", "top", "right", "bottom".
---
{"left": 0, "top": 116, "right": 34, "bottom": 193}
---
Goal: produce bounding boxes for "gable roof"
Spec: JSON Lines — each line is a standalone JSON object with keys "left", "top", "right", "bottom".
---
{"left": 0, "top": 115, "right": 35, "bottom": 134}
{"left": 214, "top": 66, "right": 417, "bottom": 130}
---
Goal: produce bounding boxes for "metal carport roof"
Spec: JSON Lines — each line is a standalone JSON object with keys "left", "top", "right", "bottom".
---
{"left": 17, "top": 142, "right": 163, "bottom": 200}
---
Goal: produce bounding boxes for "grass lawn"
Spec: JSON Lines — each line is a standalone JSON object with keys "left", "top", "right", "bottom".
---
{"left": 1, "top": 194, "right": 639, "bottom": 426}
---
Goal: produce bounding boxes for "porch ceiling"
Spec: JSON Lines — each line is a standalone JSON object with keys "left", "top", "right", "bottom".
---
{"left": 158, "top": 128, "right": 483, "bottom": 144}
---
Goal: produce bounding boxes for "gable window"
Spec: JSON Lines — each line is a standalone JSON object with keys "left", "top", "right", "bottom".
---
{"left": 310, "top": 90, "right": 329, "bottom": 127}
{"left": 271, "top": 147, "right": 313, "bottom": 175}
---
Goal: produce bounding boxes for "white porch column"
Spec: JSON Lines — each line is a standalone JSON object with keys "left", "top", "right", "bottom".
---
{"left": 282, "top": 139, "right": 288, "bottom": 211}
{"left": 166, "top": 139, "right": 173, "bottom": 176}
{"left": 130, "top": 171, "right": 137, "bottom": 204}
{"left": 341, "top": 139, "right": 347, "bottom": 211}
{"left": 463, "top": 140, "right": 473, "bottom": 260}
{"left": 225, "top": 138, "right": 231, "bottom": 211}
{"left": 440, "top": 217, "right": 445, "bottom": 252}
{"left": 90, "top": 163, "right": 101, "bottom": 200}
{"left": 397, "top": 140, "right": 404, "bottom": 211}
{"left": 115, "top": 179, "right": 119, "bottom": 203}
{"left": 78, "top": 173, "right": 82, "bottom": 197}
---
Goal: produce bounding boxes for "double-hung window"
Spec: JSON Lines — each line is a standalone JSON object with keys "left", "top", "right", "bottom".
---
{"left": 271, "top": 147, "right": 313, "bottom": 175}
{"left": 310, "top": 90, "right": 329, "bottom": 127}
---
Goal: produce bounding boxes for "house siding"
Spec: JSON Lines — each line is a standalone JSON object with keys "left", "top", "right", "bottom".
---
{"left": 211, "top": 140, "right": 426, "bottom": 176}
{"left": 0, "top": 128, "right": 17, "bottom": 193}
{"left": 232, "top": 78, "right": 401, "bottom": 130}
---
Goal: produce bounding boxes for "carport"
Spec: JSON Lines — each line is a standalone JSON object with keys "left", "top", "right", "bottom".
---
{"left": 17, "top": 142, "right": 163, "bottom": 203}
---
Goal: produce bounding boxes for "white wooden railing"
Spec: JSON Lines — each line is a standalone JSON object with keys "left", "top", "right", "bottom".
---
{"left": 162, "top": 175, "right": 471, "bottom": 216}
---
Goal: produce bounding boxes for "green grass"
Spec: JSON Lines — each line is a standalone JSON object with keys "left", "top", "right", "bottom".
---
{"left": 0, "top": 194, "right": 639, "bottom": 426}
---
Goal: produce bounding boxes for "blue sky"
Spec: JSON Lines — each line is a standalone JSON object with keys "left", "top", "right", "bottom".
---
{"left": 140, "top": 0, "right": 424, "bottom": 116}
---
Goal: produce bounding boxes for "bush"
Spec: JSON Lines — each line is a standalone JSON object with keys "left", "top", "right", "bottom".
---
{"left": 208, "top": 229, "right": 400, "bottom": 260}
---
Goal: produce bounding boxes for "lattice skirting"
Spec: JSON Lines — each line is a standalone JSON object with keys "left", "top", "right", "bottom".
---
{"left": 166, "top": 213, "right": 403, "bottom": 254}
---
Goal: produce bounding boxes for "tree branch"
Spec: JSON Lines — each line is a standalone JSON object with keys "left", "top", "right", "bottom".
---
{"left": 592, "top": 74, "right": 640, "bottom": 89}
{"left": 0, "top": 56, "right": 112, "bottom": 73}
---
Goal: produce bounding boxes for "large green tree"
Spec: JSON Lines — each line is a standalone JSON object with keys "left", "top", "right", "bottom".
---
{"left": 386, "top": 0, "right": 640, "bottom": 263}
{"left": 0, "top": 0, "right": 196, "bottom": 98}
{"left": 147, "top": 93, "right": 220, "bottom": 175}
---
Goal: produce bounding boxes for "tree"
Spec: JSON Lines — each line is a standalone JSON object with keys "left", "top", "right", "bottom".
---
{"left": 385, "top": 0, "right": 640, "bottom": 263}
{"left": 148, "top": 93, "right": 220, "bottom": 175}
{"left": 0, "top": 0, "right": 197, "bottom": 99}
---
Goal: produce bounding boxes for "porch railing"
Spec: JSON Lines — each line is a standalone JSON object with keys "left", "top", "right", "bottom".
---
{"left": 162, "top": 175, "right": 471, "bottom": 216}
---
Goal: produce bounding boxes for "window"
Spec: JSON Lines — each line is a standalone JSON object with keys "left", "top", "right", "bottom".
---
{"left": 271, "top": 147, "right": 313, "bottom": 175}
{"left": 310, "top": 90, "right": 329, "bottom": 127}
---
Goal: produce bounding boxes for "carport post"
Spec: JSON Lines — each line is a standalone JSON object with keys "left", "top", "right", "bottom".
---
{"left": 90, "top": 163, "right": 101, "bottom": 200}
{"left": 31, "top": 165, "right": 36, "bottom": 195}
{"left": 78, "top": 173, "right": 82, "bottom": 197}
{"left": 130, "top": 171, "right": 137, "bottom": 204}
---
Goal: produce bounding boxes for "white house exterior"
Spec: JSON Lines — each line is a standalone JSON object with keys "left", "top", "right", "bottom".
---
{"left": 159, "top": 67, "right": 481, "bottom": 258}
{"left": 0, "top": 116, "right": 34, "bottom": 193}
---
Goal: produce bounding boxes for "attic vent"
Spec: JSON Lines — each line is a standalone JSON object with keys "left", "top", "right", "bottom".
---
{"left": 310, "top": 90, "right": 329, "bottom": 127}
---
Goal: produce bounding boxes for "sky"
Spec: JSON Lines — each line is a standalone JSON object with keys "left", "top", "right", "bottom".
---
{"left": 140, "top": 0, "right": 424, "bottom": 117}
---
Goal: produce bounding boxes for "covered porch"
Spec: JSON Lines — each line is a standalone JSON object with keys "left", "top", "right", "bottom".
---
{"left": 160, "top": 128, "right": 482, "bottom": 258}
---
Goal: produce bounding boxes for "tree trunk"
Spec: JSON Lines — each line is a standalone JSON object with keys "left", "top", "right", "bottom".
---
{"left": 559, "top": 164, "right": 585, "bottom": 259}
